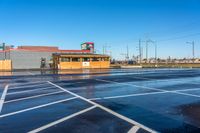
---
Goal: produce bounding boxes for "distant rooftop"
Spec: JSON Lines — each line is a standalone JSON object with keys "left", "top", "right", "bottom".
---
{"left": 53, "top": 53, "right": 109, "bottom": 57}
{"left": 0, "top": 45, "right": 91, "bottom": 53}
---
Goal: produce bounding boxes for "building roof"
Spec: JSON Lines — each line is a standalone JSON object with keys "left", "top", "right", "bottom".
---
{"left": 82, "top": 42, "right": 94, "bottom": 44}
{"left": 0, "top": 46, "right": 91, "bottom": 53}
{"left": 53, "top": 53, "right": 109, "bottom": 58}
{"left": 17, "top": 46, "right": 59, "bottom": 51}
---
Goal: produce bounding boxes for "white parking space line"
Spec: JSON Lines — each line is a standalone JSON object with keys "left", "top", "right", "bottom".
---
{"left": 90, "top": 87, "right": 200, "bottom": 100}
{"left": 175, "top": 87, "right": 200, "bottom": 92}
{"left": 96, "top": 79, "right": 166, "bottom": 92}
{"left": 48, "top": 81, "right": 156, "bottom": 133}
{"left": 9, "top": 82, "right": 50, "bottom": 90}
{"left": 5, "top": 91, "right": 64, "bottom": 104}
{"left": 90, "top": 91, "right": 167, "bottom": 100}
{"left": 0, "top": 97, "right": 77, "bottom": 118}
{"left": 8, "top": 81, "right": 47, "bottom": 87}
{"left": 0, "top": 85, "right": 9, "bottom": 113}
{"left": 133, "top": 75, "right": 200, "bottom": 85}
{"left": 128, "top": 126, "right": 140, "bottom": 133}
{"left": 96, "top": 79, "right": 200, "bottom": 99}
{"left": 133, "top": 75, "right": 200, "bottom": 87}
{"left": 7, "top": 86, "right": 55, "bottom": 95}
{"left": 28, "top": 105, "right": 97, "bottom": 133}
{"left": 27, "top": 72, "right": 35, "bottom": 76}
{"left": 173, "top": 91, "right": 200, "bottom": 98}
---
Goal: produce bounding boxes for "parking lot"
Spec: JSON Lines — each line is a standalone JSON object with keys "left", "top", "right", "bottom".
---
{"left": 1, "top": 68, "right": 200, "bottom": 133}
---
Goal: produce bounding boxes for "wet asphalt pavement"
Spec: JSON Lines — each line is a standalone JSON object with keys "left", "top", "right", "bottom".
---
{"left": 1, "top": 68, "right": 200, "bottom": 133}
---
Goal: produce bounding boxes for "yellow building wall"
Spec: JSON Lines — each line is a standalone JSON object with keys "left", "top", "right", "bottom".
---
{"left": 90, "top": 61, "right": 110, "bottom": 68}
{"left": 100, "top": 61, "right": 110, "bottom": 68}
{"left": 60, "top": 62, "right": 82, "bottom": 69}
{"left": 90, "top": 62, "right": 101, "bottom": 68}
{"left": 0, "top": 60, "right": 12, "bottom": 71}
{"left": 59, "top": 61, "right": 110, "bottom": 69}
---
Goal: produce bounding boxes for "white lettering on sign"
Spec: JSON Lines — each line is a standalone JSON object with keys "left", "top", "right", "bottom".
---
{"left": 82, "top": 62, "right": 90, "bottom": 67}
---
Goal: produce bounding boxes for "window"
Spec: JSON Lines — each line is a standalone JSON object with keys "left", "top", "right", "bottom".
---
{"left": 72, "top": 58, "right": 80, "bottom": 62}
{"left": 60, "top": 57, "right": 70, "bottom": 62}
{"left": 102, "top": 57, "right": 109, "bottom": 61}
{"left": 105, "top": 58, "right": 109, "bottom": 61}
{"left": 92, "top": 58, "right": 101, "bottom": 61}
{"left": 83, "top": 58, "right": 90, "bottom": 62}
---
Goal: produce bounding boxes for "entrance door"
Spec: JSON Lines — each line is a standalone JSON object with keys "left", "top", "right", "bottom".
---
{"left": 82, "top": 58, "right": 90, "bottom": 68}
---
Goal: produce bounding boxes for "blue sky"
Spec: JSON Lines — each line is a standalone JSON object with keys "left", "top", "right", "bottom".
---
{"left": 0, "top": 0, "right": 200, "bottom": 59}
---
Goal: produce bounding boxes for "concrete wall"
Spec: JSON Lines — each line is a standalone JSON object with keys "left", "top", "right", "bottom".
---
{"left": 10, "top": 51, "right": 53, "bottom": 69}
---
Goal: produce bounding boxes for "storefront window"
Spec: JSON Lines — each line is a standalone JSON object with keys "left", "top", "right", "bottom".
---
{"left": 60, "top": 57, "right": 70, "bottom": 62}
{"left": 83, "top": 58, "right": 90, "bottom": 62}
{"left": 72, "top": 58, "right": 80, "bottom": 62}
{"left": 105, "top": 58, "right": 109, "bottom": 61}
{"left": 102, "top": 57, "right": 109, "bottom": 61}
{"left": 92, "top": 58, "right": 101, "bottom": 61}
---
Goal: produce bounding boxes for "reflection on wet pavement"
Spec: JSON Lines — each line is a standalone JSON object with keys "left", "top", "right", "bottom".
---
{"left": 1, "top": 68, "right": 200, "bottom": 132}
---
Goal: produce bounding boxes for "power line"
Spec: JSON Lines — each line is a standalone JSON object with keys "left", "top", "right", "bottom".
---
{"left": 158, "top": 32, "right": 200, "bottom": 42}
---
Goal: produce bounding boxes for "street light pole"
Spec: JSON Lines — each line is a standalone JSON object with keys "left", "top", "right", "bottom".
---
{"left": 126, "top": 45, "right": 129, "bottom": 60}
{"left": 155, "top": 42, "right": 157, "bottom": 67}
{"left": 146, "top": 40, "right": 148, "bottom": 63}
{"left": 146, "top": 39, "right": 156, "bottom": 64}
{"left": 138, "top": 39, "right": 145, "bottom": 64}
{"left": 1, "top": 43, "right": 6, "bottom": 60}
{"left": 103, "top": 44, "right": 111, "bottom": 55}
{"left": 192, "top": 41, "right": 195, "bottom": 62}
{"left": 139, "top": 39, "right": 142, "bottom": 64}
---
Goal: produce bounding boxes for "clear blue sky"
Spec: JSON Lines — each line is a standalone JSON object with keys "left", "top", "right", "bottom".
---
{"left": 0, "top": 0, "right": 200, "bottom": 59}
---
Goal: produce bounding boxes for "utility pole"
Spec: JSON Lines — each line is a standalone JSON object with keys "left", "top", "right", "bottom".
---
{"left": 126, "top": 45, "right": 129, "bottom": 60}
{"left": 1, "top": 43, "right": 6, "bottom": 60}
{"left": 121, "top": 53, "right": 127, "bottom": 62}
{"left": 139, "top": 39, "right": 142, "bottom": 64}
{"left": 0, "top": 43, "right": 5, "bottom": 50}
{"left": 141, "top": 46, "right": 143, "bottom": 62}
{"left": 186, "top": 41, "right": 195, "bottom": 63}
{"left": 138, "top": 39, "right": 146, "bottom": 64}
{"left": 146, "top": 40, "right": 148, "bottom": 63}
{"left": 102, "top": 46, "right": 105, "bottom": 55}
{"left": 155, "top": 42, "right": 157, "bottom": 67}
{"left": 103, "top": 44, "right": 111, "bottom": 55}
{"left": 145, "top": 39, "right": 156, "bottom": 64}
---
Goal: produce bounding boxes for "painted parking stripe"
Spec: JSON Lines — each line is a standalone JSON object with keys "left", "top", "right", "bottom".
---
{"left": 48, "top": 81, "right": 156, "bottom": 133}
{"left": 177, "top": 87, "right": 200, "bottom": 92}
{"left": 0, "top": 97, "right": 77, "bottom": 118}
{"left": 89, "top": 91, "right": 167, "bottom": 100}
{"left": 7, "top": 86, "right": 55, "bottom": 95}
{"left": 28, "top": 105, "right": 97, "bottom": 133}
{"left": 0, "top": 85, "right": 9, "bottom": 113}
{"left": 173, "top": 91, "right": 200, "bottom": 98}
{"left": 9, "top": 83, "right": 50, "bottom": 90}
{"left": 91, "top": 87, "right": 200, "bottom": 101}
{"left": 128, "top": 126, "right": 140, "bottom": 133}
{"left": 5, "top": 91, "right": 64, "bottom": 103}
{"left": 96, "top": 79, "right": 166, "bottom": 92}
{"left": 96, "top": 79, "right": 200, "bottom": 99}
{"left": 133, "top": 76, "right": 200, "bottom": 85}
{"left": 9, "top": 81, "right": 47, "bottom": 87}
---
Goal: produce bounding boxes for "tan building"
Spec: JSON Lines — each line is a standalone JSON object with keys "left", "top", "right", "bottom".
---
{"left": 0, "top": 60, "right": 12, "bottom": 71}
{"left": 53, "top": 53, "right": 110, "bottom": 69}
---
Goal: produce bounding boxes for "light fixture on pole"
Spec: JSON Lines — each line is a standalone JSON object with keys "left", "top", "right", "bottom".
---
{"left": 186, "top": 41, "right": 195, "bottom": 63}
